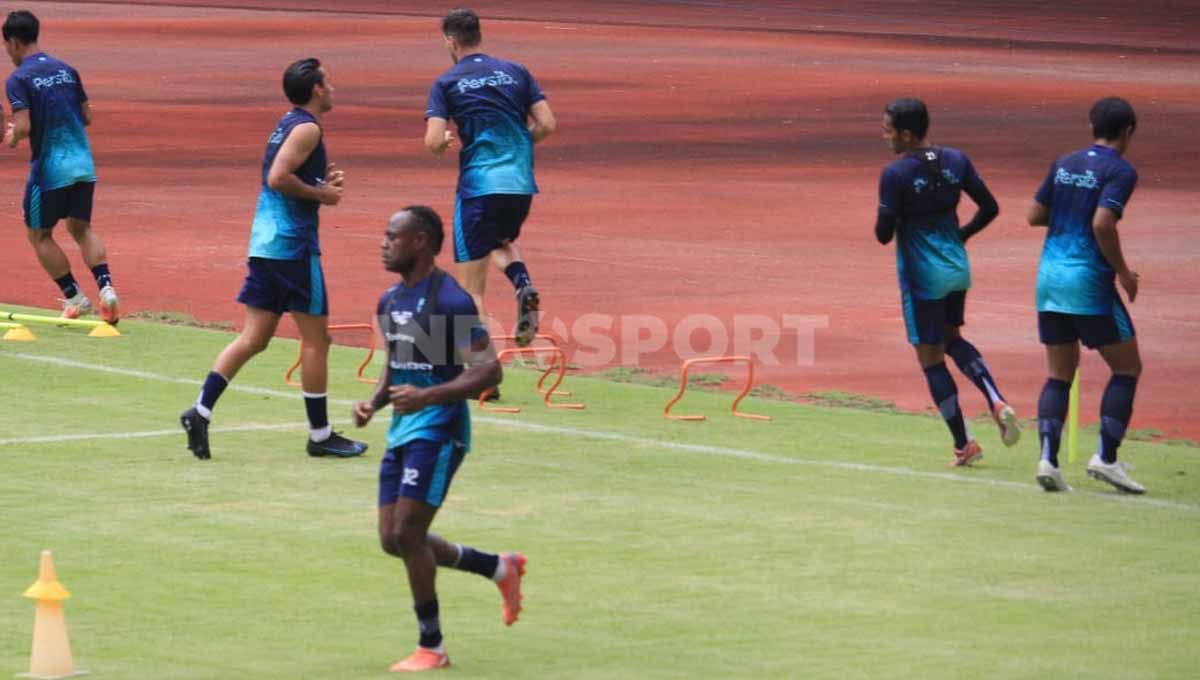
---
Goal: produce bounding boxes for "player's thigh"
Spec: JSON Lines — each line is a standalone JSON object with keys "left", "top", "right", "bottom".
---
{"left": 456, "top": 257, "right": 489, "bottom": 296}
{"left": 239, "top": 305, "right": 282, "bottom": 348}
{"left": 292, "top": 311, "right": 331, "bottom": 349}
{"left": 1097, "top": 337, "right": 1141, "bottom": 377}
{"left": 1043, "top": 342, "right": 1080, "bottom": 382}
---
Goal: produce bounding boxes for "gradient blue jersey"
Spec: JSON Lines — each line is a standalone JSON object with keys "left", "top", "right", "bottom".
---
{"left": 6, "top": 53, "right": 95, "bottom": 191}
{"left": 1034, "top": 145, "right": 1137, "bottom": 315}
{"left": 377, "top": 270, "right": 487, "bottom": 450}
{"left": 878, "top": 147, "right": 983, "bottom": 300}
{"left": 426, "top": 53, "right": 545, "bottom": 198}
{"left": 247, "top": 108, "right": 325, "bottom": 260}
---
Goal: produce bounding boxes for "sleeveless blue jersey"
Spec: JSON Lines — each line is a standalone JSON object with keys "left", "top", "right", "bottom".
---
{"left": 247, "top": 108, "right": 326, "bottom": 260}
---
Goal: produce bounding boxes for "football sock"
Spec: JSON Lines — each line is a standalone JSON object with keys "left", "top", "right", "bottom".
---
{"left": 1038, "top": 378, "right": 1071, "bottom": 467}
{"left": 304, "top": 393, "right": 330, "bottom": 441}
{"left": 945, "top": 336, "right": 1005, "bottom": 410}
{"left": 1098, "top": 374, "right": 1138, "bottom": 464}
{"left": 91, "top": 263, "right": 113, "bottom": 290}
{"left": 453, "top": 544, "right": 501, "bottom": 580}
{"left": 54, "top": 273, "right": 80, "bottom": 300}
{"left": 504, "top": 262, "right": 532, "bottom": 291}
{"left": 923, "top": 362, "right": 969, "bottom": 449}
{"left": 414, "top": 599, "right": 443, "bottom": 649}
{"left": 195, "top": 371, "right": 229, "bottom": 421}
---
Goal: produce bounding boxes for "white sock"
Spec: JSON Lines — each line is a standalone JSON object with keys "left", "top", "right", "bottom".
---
{"left": 194, "top": 403, "right": 212, "bottom": 421}
{"left": 491, "top": 556, "right": 507, "bottom": 582}
{"left": 310, "top": 425, "right": 332, "bottom": 442}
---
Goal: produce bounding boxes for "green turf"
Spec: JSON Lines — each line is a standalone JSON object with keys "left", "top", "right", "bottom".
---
{"left": 1, "top": 305, "right": 1197, "bottom": 679}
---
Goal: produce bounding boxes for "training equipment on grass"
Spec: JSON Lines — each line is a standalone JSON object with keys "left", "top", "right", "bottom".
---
{"left": 492, "top": 333, "right": 572, "bottom": 396}
{"left": 284, "top": 323, "right": 376, "bottom": 387}
{"left": 479, "top": 346, "right": 585, "bottom": 413}
{"left": 2, "top": 310, "right": 119, "bottom": 338}
{"left": 21, "top": 550, "right": 86, "bottom": 679}
{"left": 663, "top": 356, "right": 772, "bottom": 422}
{"left": 1, "top": 321, "right": 37, "bottom": 342}
{"left": 1066, "top": 367, "right": 1081, "bottom": 463}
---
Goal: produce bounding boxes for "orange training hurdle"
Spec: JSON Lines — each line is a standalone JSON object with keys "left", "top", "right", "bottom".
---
{"left": 285, "top": 323, "right": 377, "bottom": 387}
{"left": 479, "top": 346, "right": 585, "bottom": 413}
{"left": 663, "top": 355, "right": 772, "bottom": 422}
{"left": 491, "top": 333, "right": 571, "bottom": 397}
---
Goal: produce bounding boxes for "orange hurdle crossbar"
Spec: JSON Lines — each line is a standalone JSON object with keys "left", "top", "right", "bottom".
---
{"left": 663, "top": 355, "right": 772, "bottom": 422}
{"left": 492, "top": 333, "right": 570, "bottom": 396}
{"left": 285, "top": 323, "right": 377, "bottom": 387}
{"left": 479, "top": 346, "right": 585, "bottom": 413}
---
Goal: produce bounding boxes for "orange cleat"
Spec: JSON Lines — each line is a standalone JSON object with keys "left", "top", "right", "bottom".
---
{"left": 98, "top": 285, "right": 120, "bottom": 325}
{"left": 950, "top": 440, "right": 983, "bottom": 467}
{"left": 496, "top": 552, "right": 527, "bottom": 626}
{"left": 60, "top": 294, "right": 92, "bottom": 319}
{"left": 389, "top": 647, "right": 450, "bottom": 672}
{"left": 991, "top": 401, "right": 1020, "bottom": 447}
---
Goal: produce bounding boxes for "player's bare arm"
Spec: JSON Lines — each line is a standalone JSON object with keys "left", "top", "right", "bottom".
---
{"left": 1027, "top": 200, "right": 1050, "bottom": 227}
{"left": 389, "top": 334, "right": 502, "bottom": 414}
{"left": 1093, "top": 206, "right": 1138, "bottom": 302}
{"left": 267, "top": 122, "right": 341, "bottom": 205}
{"left": 81, "top": 101, "right": 92, "bottom": 127}
{"left": 527, "top": 100, "right": 556, "bottom": 143}
{"left": 5, "top": 108, "right": 30, "bottom": 147}
{"left": 424, "top": 116, "right": 454, "bottom": 156}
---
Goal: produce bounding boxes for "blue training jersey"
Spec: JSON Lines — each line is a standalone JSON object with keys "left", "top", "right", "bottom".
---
{"left": 425, "top": 53, "right": 545, "bottom": 198}
{"left": 5, "top": 52, "right": 95, "bottom": 191}
{"left": 247, "top": 108, "right": 326, "bottom": 260}
{"left": 377, "top": 270, "right": 488, "bottom": 450}
{"left": 878, "top": 146, "right": 983, "bottom": 300}
{"left": 1034, "top": 145, "right": 1137, "bottom": 315}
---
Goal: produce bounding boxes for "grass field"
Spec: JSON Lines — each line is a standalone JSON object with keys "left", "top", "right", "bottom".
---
{"left": 1, "top": 305, "right": 1197, "bottom": 679}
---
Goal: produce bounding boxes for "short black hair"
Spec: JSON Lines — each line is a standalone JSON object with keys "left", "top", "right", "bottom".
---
{"left": 403, "top": 205, "right": 445, "bottom": 255}
{"left": 282, "top": 58, "right": 324, "bottom": 106}
{"left": 442, "top": 8, "right": 481, "bottom": 47}
{"left": 1090, "top": 96, "right": 1136, "bottom": 140}
{"left": 884, "top": 97, "right": 930, "bottom": 140}
{"left": 3, "top": 10, "right": 39, "bottom": 44}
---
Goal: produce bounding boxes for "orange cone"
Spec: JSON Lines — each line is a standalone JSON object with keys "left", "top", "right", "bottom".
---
{"left": 20, "top": 550, "right": 86, "bottom": 679}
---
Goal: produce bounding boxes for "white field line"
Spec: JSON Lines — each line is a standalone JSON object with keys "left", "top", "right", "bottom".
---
{"left": 0, "top": 422, "right": 303, "bottom": 445}
{"left": 2, "top": 350, "right": 1196, "bottom": 514}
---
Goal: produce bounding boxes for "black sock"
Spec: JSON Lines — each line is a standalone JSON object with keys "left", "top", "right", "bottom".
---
{"left": 1099, "top": 374, "right": 1138, "bottom": 464}
{"left": 196, "top": 371, "right": 229, "bottom": 419}
{"left": 945, "top": 337, "right": 1005, "bottom": 410}
{"left": 54, "top": 273, "right": 80, "bottom": 299}
{"left": 90, "top": 263, "right": 113, "bottom": 290}
{"left": 453, "top": 544, "right": 500, "bottom": 580}
{"left": 1038, "top": 378, "right": 1071, "bottom": 467}
{"left": 923, "top": 362, "right": 968, "bottom": 449}
{"left": 503, "top": 262, "right": 532, "bottom": 291}
{"left": 303, "top": 393, "right": 329, "bottom": 431}
{"left": 415, "top": 598, "right": 442, "bottom": 649}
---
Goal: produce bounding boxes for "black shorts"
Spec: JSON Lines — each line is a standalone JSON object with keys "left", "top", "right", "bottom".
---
{"left": 902, "top": 289, "right": 966, "bottom": 345}
{"left": 25, "top": 181, "right": 94, "bottom": 229}
{"left": 1038, "top": 301, "right": 1135, "bottom": 349}
{"left": 236, "top": 256, "right": 328, "bottom": 316}
{"left": 452, "top": 193, "right": 533, "bottom": 263}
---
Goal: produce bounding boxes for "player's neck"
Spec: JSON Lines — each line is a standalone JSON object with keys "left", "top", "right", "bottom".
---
{"left": 400, "top": 260, "right": 436, "bottom": 288}
{"left": 299, "top": 102, "right": 324, "bottom": 121}
{"left": 13, "top": 42, "right": 39, "bottom": 62}
{"left": 1093, "top": 138, "right": 1124, "bottom": 154}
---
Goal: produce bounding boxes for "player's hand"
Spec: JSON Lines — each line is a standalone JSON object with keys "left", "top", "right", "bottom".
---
{"left": 389, "top": 385, "right": 431, "bottom": 414}
{"left": 434, "top": 130, "right": 455, "bottom": 155}
{"left": 325, "top": 162, "right": 345, "bottom": 188}
{"left": 1118, "top": 269, "right": 1139, "bottom": 303}
{"left": 315, "top": 180, "right": 343, "bottom": 206}
{"left": 352, "top": 400, "right": 375, "bottom": 427}
{"left": 4, "top": 122, "right": 15, "bottom": 148}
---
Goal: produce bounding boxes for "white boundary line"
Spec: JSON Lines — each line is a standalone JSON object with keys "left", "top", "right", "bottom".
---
{"left": 3, "top": 350, "right": 1196, "bottom": 514}
{"left": 0, "top": 422, "right": 303, "bottom": 445}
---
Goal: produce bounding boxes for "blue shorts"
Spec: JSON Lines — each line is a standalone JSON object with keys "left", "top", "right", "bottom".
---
{"left": 1038, "top": 299, "right": 1135, "bottom": 349}
{"left": 236, "top": 255, "right": 327, "bottom": 316}
{"left": 25, "top": 181, "right": 94, "bottom": 229}
{"left": 902, "top": 289, "right": 966, "bottom": 345}
{"left": 453, "top": 193, "right": 533, "bottom": 263}
{"left": 378, "top": 438, "right": 466, "bottom": 508}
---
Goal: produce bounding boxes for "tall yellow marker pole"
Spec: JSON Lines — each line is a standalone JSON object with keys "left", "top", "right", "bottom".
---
{"left": 20, "top": 550, "right": 86, "bottom": 679}
{"left": 1066, "top": 368, "right": 1081, "bottom": 464}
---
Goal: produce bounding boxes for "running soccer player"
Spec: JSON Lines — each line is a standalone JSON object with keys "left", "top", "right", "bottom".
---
{"left": 424, "top": 7, "right": 556, "bottom": 347}
{"left": 179, "top": 58, "right": 366, "bottom": 461}
{"left": 353, "top": 206, "right": 524, "bottom": 672}
{"left": 3, "top": 10, "right": 118, "bottom": 322}
{"left": 1029, "top": 97, "right": 1145, "bottom": 494}
{"left": 876, "top": 97, "right": 1019, "bottom": 466}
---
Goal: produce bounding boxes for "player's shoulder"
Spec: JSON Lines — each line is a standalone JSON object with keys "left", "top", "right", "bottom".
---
{"left": 882, "top": 155, "right": 915, "bottom": 177}
{"left": 377, "top": 282, "right": 405, "bottom": 311}
{"left": 436, "top": 271, "right": 478, "bottom": 315}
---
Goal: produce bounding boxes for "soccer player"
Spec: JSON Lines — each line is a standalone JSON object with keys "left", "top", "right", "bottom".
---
{"left": 179, "top": 58, "right": 366, "bottom": 461}
{"left": 876, "top": 97, "right": 1019, "bottom": 466}
{"left": 424, "top": 7, "right": 556, "bottom": 347}
{"left": 353, "top": 206, "right": 525, "bottom": 672}
{"left": 3, "top": 10, "right": 118, "bottom": 322}
{"left": 1029, "top": 97, "right": 1144, "bottom": 494}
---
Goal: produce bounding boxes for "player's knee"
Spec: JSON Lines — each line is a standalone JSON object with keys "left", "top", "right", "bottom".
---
{"left": 238, "top": 332, "right": 272, "bottom": 356}
{"left": 390, "top": 520, "right": 426, "bottom": 557}
{"left": 379, "top": 532, "right": 403, "bottom": 558}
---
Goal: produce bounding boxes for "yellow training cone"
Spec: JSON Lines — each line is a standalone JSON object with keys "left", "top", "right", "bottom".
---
{"left": 86, "top": 324, "right": 120, "bottom": 338}
{"left": 20, "top": 551, "right": 87, "bottom": 679}
{"left": 3, "top": 325, "right": 37, "bottom": 342}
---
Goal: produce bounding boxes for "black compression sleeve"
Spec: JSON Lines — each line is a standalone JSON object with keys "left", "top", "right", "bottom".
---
{"left": 875, "top": 212, "right": 897, "bottom": 245}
